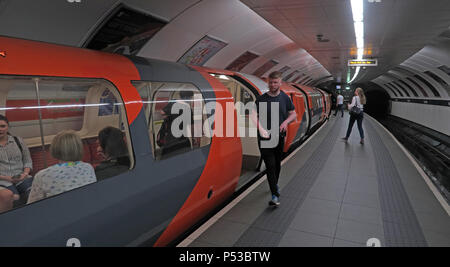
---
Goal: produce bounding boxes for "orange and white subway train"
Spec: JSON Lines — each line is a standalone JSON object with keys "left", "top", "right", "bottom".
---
{"left": 0, "top": 36, "right": 331, "bottom": 246}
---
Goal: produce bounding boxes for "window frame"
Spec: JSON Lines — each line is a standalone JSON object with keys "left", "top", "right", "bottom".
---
{"left": 132, "top": 80, "right": 212, "bottom": 161}
{"left": 0, "top": 74, "right": 135, "bottom": 210}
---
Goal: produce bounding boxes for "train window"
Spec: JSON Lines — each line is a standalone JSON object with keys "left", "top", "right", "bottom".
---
{"left": 133, "top": 81, "right": 211, "bottom": 160}
{"left": 0, "top": 76, "right": 133, "bottom": 213}
{"left": 237, "top": 73, "right": 269, "bottom": 95}
{"left": 241, "top": 88, "right": 254, "bottom": 106}
{"left": 211, "top": 74, "right": 256, "bottom": 113}
{"left": 210, "top": 74, "right": 255, "bottom": 121}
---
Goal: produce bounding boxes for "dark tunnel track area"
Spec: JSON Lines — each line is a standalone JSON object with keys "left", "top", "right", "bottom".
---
{"left": 377, "top": 115, "right": 450, "bottom": 204}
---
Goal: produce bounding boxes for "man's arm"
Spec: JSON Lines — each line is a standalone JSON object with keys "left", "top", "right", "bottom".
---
{"left": 280, "top": 110, "right": 297, "bottom": 133}
{"left": 250, "top": 109, "right": 269, "bottom": 138}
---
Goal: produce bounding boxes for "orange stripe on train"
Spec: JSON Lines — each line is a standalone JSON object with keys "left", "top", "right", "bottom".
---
{"left": 0, "top": 37, "right": 142, "bottom": 124}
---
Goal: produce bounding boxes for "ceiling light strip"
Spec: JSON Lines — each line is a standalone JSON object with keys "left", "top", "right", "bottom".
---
{"left": 349, "top": 0, "right": 364, "bottom": 84}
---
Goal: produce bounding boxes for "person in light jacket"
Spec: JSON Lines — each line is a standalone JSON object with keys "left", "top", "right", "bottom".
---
{"left": 342, "top": 87, "right": 367, "bottom": 144}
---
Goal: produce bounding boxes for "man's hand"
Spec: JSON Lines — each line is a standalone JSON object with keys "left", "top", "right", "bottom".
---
{"left": 280, "top": 121, "right": 289, "bottom": 133}
{"left": 259, "top": 128, "right": 270, "bottom": 139}
{"left": 280, "top": 111, "right": 296, "bottom": 133}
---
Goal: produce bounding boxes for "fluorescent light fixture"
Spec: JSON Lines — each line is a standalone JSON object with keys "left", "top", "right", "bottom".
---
{"left": 357, "top": 48, "right": 364, "bottom": 59}
{"left": 349, "top": 67, "right": 361, "bottom": 83}
{"left": 356, "top": 37, "right": 364, "bottom": 49}
{"left": 351, "top": 0, "right": 364, "bottom": 22}
{"left": 354, "top": 22, "right": 364, "bottom": 40}
{"left": 349, "top": 0, "right": 364, "bottom": 83}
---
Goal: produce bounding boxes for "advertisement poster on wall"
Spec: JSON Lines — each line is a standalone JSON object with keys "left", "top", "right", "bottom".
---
{"left": 226, "top": 51, "right": 259, "bottom": 72}
{"left": 178, "top": 35, "right": 228, "bottom": 66}
{"left": 284, "top": 70, "right": 300, "bottom": 82}
{"left": 253, "top": 60, "right": 279, "bottom": 77}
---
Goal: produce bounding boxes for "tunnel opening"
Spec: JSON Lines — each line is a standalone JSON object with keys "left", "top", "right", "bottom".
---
{"left": 363, "top": 84, "right": 391, "bottom": 120}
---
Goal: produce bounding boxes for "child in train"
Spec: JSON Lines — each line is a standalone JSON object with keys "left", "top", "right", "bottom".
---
{"left": 0, "top": 115, "right": 33, "bottom": 203}
{"left": 27, "top": 131, "right": 97, "bottom": 204}
{"left": 95, "top": 126, "right": 130, "bottom": 181}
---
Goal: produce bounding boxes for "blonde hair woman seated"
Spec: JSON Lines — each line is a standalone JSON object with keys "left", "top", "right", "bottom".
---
{"left": 27, "top": 131, "right": 96, "bottom": 204}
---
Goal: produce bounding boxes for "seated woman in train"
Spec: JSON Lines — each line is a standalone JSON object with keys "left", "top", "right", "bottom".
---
{"left": 0, "top": 115, "right": 33, "bottom": 202}
{"left": 27, "top": 131, "right": 96, "bottom": 204}
{"left": 94, "top": 126, "right": 130, "bottom": 181}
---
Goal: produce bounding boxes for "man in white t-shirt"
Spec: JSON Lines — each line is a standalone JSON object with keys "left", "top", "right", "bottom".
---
{"left": 333, "top": 94, "right": 344, "bottom": 117}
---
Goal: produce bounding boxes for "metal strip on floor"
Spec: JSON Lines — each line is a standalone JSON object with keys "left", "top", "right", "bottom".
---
{"left": 234, "top": 118, "right": 343, "bottom": 247}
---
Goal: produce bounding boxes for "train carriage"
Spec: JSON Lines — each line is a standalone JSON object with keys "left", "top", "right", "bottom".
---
{"left": 290, "top": 83, "right": 326, "bottom": 131}
{"left": 0, "top": 36, "right": 330, "bottom": 246}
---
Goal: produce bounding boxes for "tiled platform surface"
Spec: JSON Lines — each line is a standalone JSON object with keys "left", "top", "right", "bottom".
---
{"left": 185, "top": 113, "right": 450, "bottom": 247}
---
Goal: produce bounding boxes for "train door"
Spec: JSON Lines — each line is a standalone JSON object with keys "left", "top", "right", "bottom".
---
{"left": 311, "top": 93, "right": 322, "bottom": 128}
{"left": 290, "top": 92, "right": 309, "bottom": 144}
{"left": 210, "top": 74, "right": 260, "bottom": 190}
{"left": 316, "top": 88, "right": 329, "bottom": 120}
{"left": 291, "top": 84, "right": 312, "bottom": 133}
{"left": 283, "top": 93, "right": 298, "bottom": 152}
{"left": 298, "top": 91, "right": 310, "bottom": 135}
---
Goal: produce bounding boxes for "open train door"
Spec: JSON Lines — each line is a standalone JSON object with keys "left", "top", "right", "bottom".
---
{"left": 283, "top": 92, "right": 306, "bottom": 153}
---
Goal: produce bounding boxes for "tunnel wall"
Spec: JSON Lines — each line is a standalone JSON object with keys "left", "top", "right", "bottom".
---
{"left": 372, "top": 39, "right": 450, "bottom": 136}
{"left": 390, "top": 101, "right": 450, "bottom": 136}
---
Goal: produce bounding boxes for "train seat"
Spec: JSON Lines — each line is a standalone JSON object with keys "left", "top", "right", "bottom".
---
{"left": 28, "top": 137, "right": 101, "bottom": 176}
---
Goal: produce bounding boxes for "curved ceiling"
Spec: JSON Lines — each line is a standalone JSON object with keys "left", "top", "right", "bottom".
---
{"left": 0, "top": 0, "right": 330, "bottom": 82}
{"left": 241, "top": 0, "right": 450, "bottom": 85}
{"left": 0, "top": 0, "right": 448, "bottom": 92}
{"left": 373, "top": 34, "right": 450, "bottom": 99}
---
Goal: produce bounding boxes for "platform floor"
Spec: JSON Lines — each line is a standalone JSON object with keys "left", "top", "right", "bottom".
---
{"left": 182, "top": 113, "right": 450, "bottom": 247}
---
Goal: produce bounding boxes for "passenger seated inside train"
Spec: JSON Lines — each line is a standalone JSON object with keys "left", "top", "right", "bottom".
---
{"left": 0, "top": 115, "right": 33, "bottom": 203}
{"left": 157, "top": 92, "right": 193, "bottom": 159}
{"left": 95, "top": 126, "right": 130, "bottom": 181}
{"left": 27, "top": 130, "right": 97, "bottom": 204}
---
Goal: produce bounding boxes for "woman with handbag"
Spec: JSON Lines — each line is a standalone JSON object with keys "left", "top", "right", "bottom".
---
{"left": 342, "top": 87, "right": 367, "bottom": 144}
